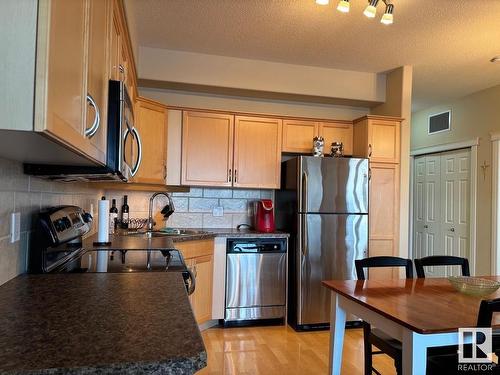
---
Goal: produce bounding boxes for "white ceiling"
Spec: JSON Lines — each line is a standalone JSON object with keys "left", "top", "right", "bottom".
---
{"left": 125, "top": 0, "right": 500, "bottom": 111}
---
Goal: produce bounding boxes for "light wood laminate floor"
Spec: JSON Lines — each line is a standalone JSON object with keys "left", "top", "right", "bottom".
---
{"left": 199, "top": 326, "right": 395, "bottom": 374}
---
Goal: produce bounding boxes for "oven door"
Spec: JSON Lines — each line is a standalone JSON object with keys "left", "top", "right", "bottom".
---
{"left": 121, "top": 85, "right": 142, "bottom": 178}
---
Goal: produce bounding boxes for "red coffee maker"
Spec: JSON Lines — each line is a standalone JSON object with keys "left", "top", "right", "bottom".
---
{"left": 253, "top": 199, "right": 276, "bottom": 233}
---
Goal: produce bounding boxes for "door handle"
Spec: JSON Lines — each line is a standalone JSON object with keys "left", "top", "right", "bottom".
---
{"left": 85, "top": 94, "right": 100, "bottom": 138}
{"left": 449, "top": 228, "right": 455, "bottom": 232}
{"left": 301, "top": 171, "right": 308, "bottom": 213}
{"left": 423, "top": 225, "right": 428, "bottom": 229}
{"left": 302, "top": 216, "right": 308, "bottom": 256}
{"left": 124, "top": 127, "right": 143, "bottom": 177}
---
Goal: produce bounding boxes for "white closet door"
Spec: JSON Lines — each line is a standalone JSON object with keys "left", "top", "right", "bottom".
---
{"left": 440, "top": 150, "right": 470, "bottom": 275}
{"left": 424, "top": 155, "right": 443, "bottom": 276}
{"left": 413, "top": 156, "right": 426, "bottom": 260}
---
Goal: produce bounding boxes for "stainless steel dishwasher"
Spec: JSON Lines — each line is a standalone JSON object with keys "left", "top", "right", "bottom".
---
{"left": 225, "top": 238, "right": 287, "bottom": 322}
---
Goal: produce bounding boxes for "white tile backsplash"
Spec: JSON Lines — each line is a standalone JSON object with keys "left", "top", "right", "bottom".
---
{"left": 106, "top": 187, "right": 274, "bottom": 230}
{"left": 0, "top": 158, "right": 104, "bottom": 286}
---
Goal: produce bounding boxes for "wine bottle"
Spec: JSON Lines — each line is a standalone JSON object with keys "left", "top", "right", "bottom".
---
{"left": 109, "top": 199, "right": 118, "bottom": 234}
{"left": 121, "top": 195, "right": 129, "bottom": 229}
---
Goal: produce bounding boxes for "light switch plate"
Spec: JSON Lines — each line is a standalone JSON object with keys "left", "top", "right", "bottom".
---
{"left": 10, "top": 212, "right": 20, "bottom": 243}
{"left": 212, "top": 206, "right": 224, "bottom": 217}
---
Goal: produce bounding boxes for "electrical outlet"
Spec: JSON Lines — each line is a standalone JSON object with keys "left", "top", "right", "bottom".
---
{"left": 10, "top": 212, "right": 20, "bottom": 243}
{"left": 212, "top": 206, "right": 224, "bottom": 217}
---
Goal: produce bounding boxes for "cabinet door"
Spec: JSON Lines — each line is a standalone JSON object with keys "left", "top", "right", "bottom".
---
{"left": 133, "top": 97, "right": 168, "bottom": 184}
{"left": 36, "top": 0, "right": 89, "bottom": 157}
{"left": 319, "top": 122, "right": 353, "bottom": 156}
{"left": 85, "top": 0, "right": 110, "bottom": 164}
{"left": 368, "top": 119, "right": 400, "bottom": 163}
{"left": 368, "top": 162, "right": 400, "bottom": 279}
{"left": 233, "top": 116, "right": 282, "bottom": 189}
{"left": 182, "top": 111, "right": 234, "bottom": 187}
{"left": 190, "top": 255, "right": 214, "bottom": 324}
{"left": 282, "top": 119, "right": 318, "bottom": 153}
{"left": 109, "top": 11, "right": 121, "bottom": 81}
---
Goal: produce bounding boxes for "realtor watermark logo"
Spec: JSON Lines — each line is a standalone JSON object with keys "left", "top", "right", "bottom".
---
{"left": 457, "top": 328, "right": 494, "bottom": 372}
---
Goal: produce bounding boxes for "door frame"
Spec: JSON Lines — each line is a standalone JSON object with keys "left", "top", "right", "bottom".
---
{"left": 491, "top": 133, "right": 500, "bottom": 274}
{"left": 409, "top": 138, "right": 479, "bottom": 275}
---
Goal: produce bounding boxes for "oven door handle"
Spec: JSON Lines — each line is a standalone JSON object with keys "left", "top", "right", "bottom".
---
{"left": 186, "top": 267, "right": 196, "bottom": 295}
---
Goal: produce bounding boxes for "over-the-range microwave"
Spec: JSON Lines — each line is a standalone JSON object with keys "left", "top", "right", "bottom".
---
{"left": 24, "top": 80, "right": 142, "bottom": 182}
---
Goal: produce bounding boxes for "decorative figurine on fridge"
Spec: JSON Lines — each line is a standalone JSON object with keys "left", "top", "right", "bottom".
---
{"left": 312, "top": 136, "right": 325, "bottom": 157}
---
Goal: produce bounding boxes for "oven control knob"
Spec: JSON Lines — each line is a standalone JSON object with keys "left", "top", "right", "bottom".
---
{"left": 62, "top": 217, "right": 71, "bottom": 229}
{"left": 53, "top": 219, "right": 65, "bottom": 232}
{"left": 82, "top": 212, "right": 93, "bottom": 224}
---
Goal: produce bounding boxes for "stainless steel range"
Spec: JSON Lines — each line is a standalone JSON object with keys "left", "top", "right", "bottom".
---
{"left": 29, "top": 206, "right": 195, "bottom": 294}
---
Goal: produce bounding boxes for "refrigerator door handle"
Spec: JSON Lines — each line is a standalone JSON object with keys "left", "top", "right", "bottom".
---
{"left": 301, "top": 171, "right": 308, "bottom": 213}
{"left": 302, "top": 215, "right": 307, "bottom": 256}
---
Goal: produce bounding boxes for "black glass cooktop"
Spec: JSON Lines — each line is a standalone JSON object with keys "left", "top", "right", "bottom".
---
{"left": 60, "top": 249, "right": 187, "bottom": 273}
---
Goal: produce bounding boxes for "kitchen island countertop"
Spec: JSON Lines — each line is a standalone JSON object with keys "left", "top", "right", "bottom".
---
{"left": 0, "top": 273, "right": 206, "bottom": 374}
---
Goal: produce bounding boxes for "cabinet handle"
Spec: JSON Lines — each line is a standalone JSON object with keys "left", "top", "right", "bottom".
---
{"left": 85, "top": 94, "right": 100, "bottom": 138}
{"left": 234, "top": 169, "right": 238, "bottom": 183}
{"left": 164, "top": 165, "right": 167, "bottom": 181}
{"left": 368, "top": 168, "right": 372, "bottom": 181}
{"left": 228, "top": 169, "right": 232, "bottom": 183}
{"left": 368, "top": 143, "right": 373, "bottom": 158}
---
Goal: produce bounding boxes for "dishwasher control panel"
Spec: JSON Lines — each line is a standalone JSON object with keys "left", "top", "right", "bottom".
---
{"left": 226, "top": 238, "right": 287, "bottom": 253}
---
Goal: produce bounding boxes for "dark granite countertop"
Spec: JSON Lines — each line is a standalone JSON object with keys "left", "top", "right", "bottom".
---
{"left": 0, "top": 273, "right": 206, "bottom": 374}
{"left": 170, "top": 228, "right": 289, "bottom": 242}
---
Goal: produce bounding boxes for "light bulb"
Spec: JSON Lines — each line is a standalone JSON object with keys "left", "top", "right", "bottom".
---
{"left": 363, "top": 0, "right": 379, "bottom": 18}
{"left": 316, "top": 0, "right": 329, "bottom": 5}
{"left": 380, "top": 3, "right": 394, "bottom": 25}
{"left": 337, "top": 0, "right": 350, "bottom": 13}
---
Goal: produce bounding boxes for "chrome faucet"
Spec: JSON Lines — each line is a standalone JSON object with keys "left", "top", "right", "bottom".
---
{"left": 147, "top": 192, "right": 175, "bottom": 231}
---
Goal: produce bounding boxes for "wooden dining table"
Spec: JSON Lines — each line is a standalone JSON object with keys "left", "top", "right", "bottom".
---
{"left": 323, "top": 276, "right": 500, "bottom": 375}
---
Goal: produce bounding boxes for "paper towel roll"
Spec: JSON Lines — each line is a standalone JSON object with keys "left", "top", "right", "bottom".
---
{"left": 97, "top": 199, "right": 110, "bottom": 244}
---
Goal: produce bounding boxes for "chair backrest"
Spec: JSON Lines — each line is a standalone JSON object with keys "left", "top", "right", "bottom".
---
{"left": 355, "top": 256, "right": 413, "bottom": 280}
{"left": 477, "top": 298, "right": 500, "bottom": 327}
{"left": 414, "top": 256, "right": 470, "bottom": 278}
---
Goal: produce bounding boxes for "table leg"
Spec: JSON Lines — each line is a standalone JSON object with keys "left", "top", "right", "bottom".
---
{"left": 329, "top": 292, "right": 346, "bottom": 375}
{"left": 402, "top": 330, "right": 427, "bottom": 375}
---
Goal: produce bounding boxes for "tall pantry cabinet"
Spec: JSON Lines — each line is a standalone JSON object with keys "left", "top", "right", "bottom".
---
{"left": 353, "top": 116, "right": 402, "bottom": 279}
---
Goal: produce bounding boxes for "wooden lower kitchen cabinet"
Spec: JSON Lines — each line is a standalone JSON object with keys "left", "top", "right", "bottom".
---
{"left": 132, "top": 97, "right": 168, "bottom": 184}
{"left": 368, "top": 162, "right": 400, "bottom": 279}
{"left": 175, "top": 239, "right": 214, "bottom": 325}
{"left": 233, "top": 116, "right": 282, "bottom": 189}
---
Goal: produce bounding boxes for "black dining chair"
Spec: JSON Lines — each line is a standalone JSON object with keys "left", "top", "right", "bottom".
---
{"left": 426, "top": 298, "right": 500, "bottom": 374}
{"left": 355, "top": 256, "right": 414, "bottom": 375}
{"left": 414, "top": 255, "right": 470, "bottom": 278}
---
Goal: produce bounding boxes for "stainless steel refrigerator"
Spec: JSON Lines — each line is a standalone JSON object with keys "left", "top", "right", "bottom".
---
{"left": 276, "top": 156, "right": 369, "bottom": 330}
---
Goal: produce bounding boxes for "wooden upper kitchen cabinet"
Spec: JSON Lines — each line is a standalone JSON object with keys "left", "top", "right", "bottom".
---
{"left": 175, "top": 240, "right": 214, "bottom": 325}
{"left": 33, "top": 0, "right": 109, "bottom": 164}
{"left": 182, "top": 111, "right": 234, "bottom": 187}
{"left": 86, "top": 0, "right": 111, "bottom": 163}
{"left": 233, "top": 116, "right": 283, "bottom": 189}
{"left": 282, "top": 119, "right": 319, "bottom": 153}
{"left": 353, "top": 116, "right": 401, "bottom": 163}
{"left": 281, "top": 119, "right": 353, "bottom": 156}
{"left": 319, "top": 121, "right": 353, "bottom": 156}
{"left": 132, "top": 97, "right": 168, "bottom": 184}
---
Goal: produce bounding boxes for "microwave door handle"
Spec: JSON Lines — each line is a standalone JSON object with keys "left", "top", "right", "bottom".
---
{"left": 85, "top": 94, "right": 100, "bottom": 138}
{"left": 130, "top": 127, "right": 142, "bottom": 177}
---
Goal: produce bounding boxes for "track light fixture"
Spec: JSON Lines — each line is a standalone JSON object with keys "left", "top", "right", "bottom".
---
{"left": 337, "top": 0, "right": 350, "bottom": 13}
{"left": 317, "top": 0, "right": 395, "bottom": 25}
{"left": 363, "top": 0, "right": 379, "bottom": 18}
